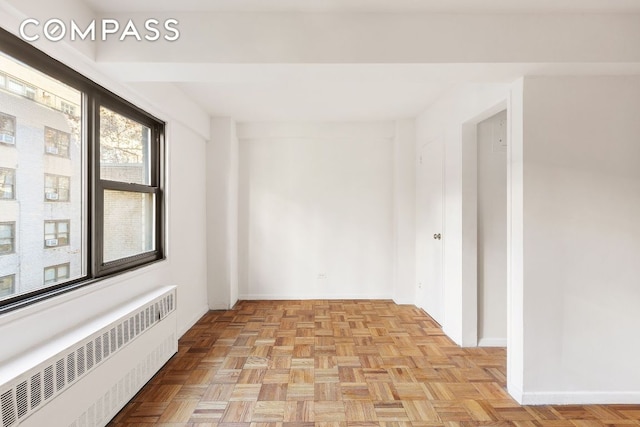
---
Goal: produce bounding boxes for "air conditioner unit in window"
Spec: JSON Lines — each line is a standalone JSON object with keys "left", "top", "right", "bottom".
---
{"left": 0, "top": 133, "right": 15, "bottom": 144}
{"left": 45, "top": 238, "right": 59, "bottom": 247}
{"left": 45, "top": 145, "right": 59, "bottom": 154}
{"left": 45, "top": 192, "right": 59, "bottom": 200}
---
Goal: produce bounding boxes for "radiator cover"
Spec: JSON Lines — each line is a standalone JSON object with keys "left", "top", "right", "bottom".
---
{"left": 0, "top": 286, "right": 177, "bottom": 427}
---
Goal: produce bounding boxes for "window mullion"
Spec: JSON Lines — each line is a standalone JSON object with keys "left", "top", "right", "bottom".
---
{"left": 99, "top": 180, "right": 157, "bottom": 194}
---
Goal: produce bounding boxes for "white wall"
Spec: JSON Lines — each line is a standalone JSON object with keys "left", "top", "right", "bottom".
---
{"left": 514, "top": 76, "right": 640, "bottom": 404}
{"left": 166, "top": 122, "right": 209, "bottom": 334}
{"left": 392, "top": 120, "right": 416, "bottom": 304}
{"left": 415, "top": 84, "right": 509, "bottom": 345}
{"left": 207, "top": 117, "right": 239, "bottom": 310}
{"left": 237, "top": 122, "right": 394, "bottom": 299}
{"left": 507, "top": 78, "right": 525, "bottom": 402}
{"left": 477, "top": 110, "right": 507, "bottom": 346}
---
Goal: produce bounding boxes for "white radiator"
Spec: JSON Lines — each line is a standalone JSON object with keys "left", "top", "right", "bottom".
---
{"left": 0, "top": 286, "right": 178, "bottom": 427}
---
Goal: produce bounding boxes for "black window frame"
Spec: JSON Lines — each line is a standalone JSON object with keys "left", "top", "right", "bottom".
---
{"left": 0, "top": 27, "right": 165, "bottom": 313}
{"left": 0, "top": 167, "right": 15, "bottom": 199}
{"left": 95, "top": 98, "right": 163, "bottom": 277}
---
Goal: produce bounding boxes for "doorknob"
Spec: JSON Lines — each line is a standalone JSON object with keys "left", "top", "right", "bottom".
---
{"left": 433, "top": 233, "right": 441, "bottom": 240}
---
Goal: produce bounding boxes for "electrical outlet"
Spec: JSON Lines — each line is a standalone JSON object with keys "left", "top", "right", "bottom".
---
{"left": 417, "top": 282, "right": 422, "bottom": 289}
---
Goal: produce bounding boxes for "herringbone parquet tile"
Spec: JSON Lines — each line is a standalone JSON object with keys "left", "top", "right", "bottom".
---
{"left": 107, "top": 300, "right": 640, "bottom": 426}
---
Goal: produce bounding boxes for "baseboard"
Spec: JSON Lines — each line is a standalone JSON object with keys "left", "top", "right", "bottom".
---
{"left": 209, "top": 302, "right": 231, "bottom": 310}
{"left": 521, "top": 391, "right": 640, "bottom": 405}
{"left": 392, "top": 296, "right": 415, "bottom": 305}
{"left": 238, "top": 293, "right": 393, "bottom": 300}
{"left": 478, "top": 337, "right": 507, "bottom": 347}
{"left": 507, "top": 381, "right": 524, "bottom": 404}
{"left": 178, "top": 304, "right": 209, "bottom": 337}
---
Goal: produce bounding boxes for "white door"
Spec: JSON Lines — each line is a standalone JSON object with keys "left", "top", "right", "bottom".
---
{"left": 416, "top": 140, "right": 444, "bottom": 325}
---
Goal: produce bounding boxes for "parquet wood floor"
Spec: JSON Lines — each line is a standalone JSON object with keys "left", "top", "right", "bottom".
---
{"left": 107, "top": 300, "right": 640, "bottom": 426}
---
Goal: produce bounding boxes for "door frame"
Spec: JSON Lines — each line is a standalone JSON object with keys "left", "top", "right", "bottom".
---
{"left": 460, "top": 100, "right": 508, "bottom": 347}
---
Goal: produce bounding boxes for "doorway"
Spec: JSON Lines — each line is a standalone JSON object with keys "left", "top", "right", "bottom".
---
{"left": 460, "top": 101, "right": 508, "bottom": 347}
{"left": 476, "top": 110, "right": 508, "bottom": 346}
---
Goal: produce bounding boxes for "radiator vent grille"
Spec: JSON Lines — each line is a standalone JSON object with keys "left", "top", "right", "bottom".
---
{"left": 69, "top": 334, "right": 175, "bottom": 427}
{"left": 0, "top": 290, "right": 176, "bottom": 427}
{"left": 14, "top": 384, "right": 26, "bottom": 420}
{"left": 29, "top": 374, "right": 41, "bottom": 410}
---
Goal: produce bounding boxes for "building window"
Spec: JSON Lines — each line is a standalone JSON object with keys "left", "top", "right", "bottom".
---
{"left": 60, "top": 101, "right": 76, "bottom": 116}
{"left": 44, "top": 174, "right": 70, "bottom": 202}
{"left": 0, "top": 275, "right": 15, "bottom": 298}
{"left": 7, "top": 78, "right": 36, "bottom": 99}
{"left": 0, "top": 222, "right": 15, "bottom": 255}
{"left": 0, "top": 28, "right": 164, "bottom": 311}
{"left": 0, "top": 112, "right": 16, "bottom": 145}
{"left": 0, "top": 168, "right": 15, "bottom": 199}
{"left": 44, "top": 220, "right": 69, "bottom": 248}
{"left": 43, "top": 263, "right": 70, "bottom": 285}
{"left": 44, "top": 127, "right": 70, "bottom": 157}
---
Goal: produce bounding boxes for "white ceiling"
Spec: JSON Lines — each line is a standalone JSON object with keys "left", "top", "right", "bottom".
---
{"left": 116, "top": 64, "right": 485, "bottom": 122}
{"left": 85, "top": 0, "right": 640, "bottom": 121}
{"left": 84, "top": 0, "right": 640, "bottom": 13}
{"left": 121, "top": 63, "right": 638, "bottom": 122}
{"left": 175, "top": 65, "right": 466, "bottom": 122}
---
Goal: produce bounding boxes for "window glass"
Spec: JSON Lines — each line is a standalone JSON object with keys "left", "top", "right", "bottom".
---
{"left": 43, "top": 263, "right": 70, "bottom": 285}
{"left": 103, "top": 190, "right": 155, "bottom": 263}
{"left": 44, "top": 220, "right": 70, "bottom": 247}
{"left": 0, "top": 51, "right": 84, "bottom": 301}
{"left": 44, "top": 174, "right": 70, "bottom": 202}
{"left": 0, "top": 167, "right": 15, "bottom": 199}
{"left": 0, "top": 112, "right": 15, "bottom": 144}
{"left": 0, "top": 222, "right": 15, "bottom": 254}
{"left": 0, "top": 275, "right": 15, "bottom": 297}
{"left": 44, "top": 127, "right": 71, "bottom": 157}
{"left": 7, "top": 79, "right": 23, "bottom": 94}
{"left": 100, "top": 107, "right": 151, "bottom": 185}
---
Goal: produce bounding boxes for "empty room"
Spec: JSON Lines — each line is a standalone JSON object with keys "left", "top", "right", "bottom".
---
{"left": 0, "top": 0, "right": 639, "bottom": 426}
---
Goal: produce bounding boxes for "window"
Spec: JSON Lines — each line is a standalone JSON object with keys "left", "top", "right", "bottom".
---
{"left": 0, "top": 168, "right": 15, "bottom": 199}
{"left": 0, "top": 222, "right": 15, "bottom": 254}
{"left": 44, "top": 127, "right": 70, "bottom": 157}
{"left": 0, "top": 275, "right": 15, "bottom": 298}
{"left": 0, "top": 28, "right": 164, "bottom": 310}
{"left": 43, "top": 263, "right": 69, "bottom": 285}
{"left": 0, "top": 112, "right": 16, "bottom": 145}
{"left": 44, "top": 220, "right": 69, "bottom": 247}
{"left": 60, "top": 101, "right": 76, "bottom": 116}
{"left": 7, "top": 78, "right": 36, "bottom": 99}
{"left": 97, "top": 104, "right": 162, "bottom": 273}
{"left": 44, "top": 174, "right": 70, "bottom": 202}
